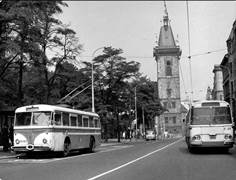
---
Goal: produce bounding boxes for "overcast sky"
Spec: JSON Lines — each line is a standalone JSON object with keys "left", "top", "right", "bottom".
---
{"left": 58, "top": 1, "right": 236, "bottom": 101}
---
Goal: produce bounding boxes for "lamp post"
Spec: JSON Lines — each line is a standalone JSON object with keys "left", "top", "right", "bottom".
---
{"left": 91, "top": 47, "right": 105, "bottom": 113}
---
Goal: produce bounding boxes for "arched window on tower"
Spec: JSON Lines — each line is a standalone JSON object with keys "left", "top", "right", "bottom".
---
{"left": 166, "top": 60, "right": 172, "bottom": 76}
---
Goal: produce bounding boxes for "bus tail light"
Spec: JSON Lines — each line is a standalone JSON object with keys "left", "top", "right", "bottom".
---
{"left": 224, "top": 134, "right": 232, "bottom": 140}
{"left": 192, "top": 135, "right": 201, "bottom": 141}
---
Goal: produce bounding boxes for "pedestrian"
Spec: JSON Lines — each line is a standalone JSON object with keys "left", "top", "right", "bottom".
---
{"left": 9, "top": 124, "right": 14, "bottom": 147}
{"left": 2, "top": 124, "right": 9, "bottom": 152}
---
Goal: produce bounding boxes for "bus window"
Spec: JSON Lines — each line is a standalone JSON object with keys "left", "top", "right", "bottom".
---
{"left": 90, "top": 116, "right": 95, "bottom": 127}
{"left": 62, "top": 112, "right": 69, "bottom": 126}
{"left": 83, "top": 116, "right": 89, "bottom": 127}
{"left": 192, "top": 108, "right": 212, "bottom": 125}
{"left": 70, "top": 115, "right": 77, "bottom": 126}
{"left": 54, "top": 112, "right": 62, "bottom": 126}
{"left": 15, "top": 112, "right": 31, "bottom": 126}
{"left": 212, "top": 107, "right": 231, "bottom": 124}
{"left": 78, "top": 115, "right": 83, "bottom": 127}
{"left": 32, "top": 112, "right": 51, "bottom": 126}
{"left": 192, "top": 107, "right": 231, "bottom": 125}
{"left": 94, "top": 118, "right": 98, "bottom": 127}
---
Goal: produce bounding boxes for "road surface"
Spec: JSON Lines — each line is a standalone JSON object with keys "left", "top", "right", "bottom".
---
{"left": 0, "top": 138, "right": 236, "bottom": 180}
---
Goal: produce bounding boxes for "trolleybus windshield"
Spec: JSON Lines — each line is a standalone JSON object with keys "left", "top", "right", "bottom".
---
{"left": 15, "top": 111, "right": 52, "bottom": 126}
{"left": 191, "top": 106, "right": 231, "bottom": 125}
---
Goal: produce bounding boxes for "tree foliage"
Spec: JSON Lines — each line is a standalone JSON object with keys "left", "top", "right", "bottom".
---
{"left": 0, "top": 2, "right": 163, "bottom": 140}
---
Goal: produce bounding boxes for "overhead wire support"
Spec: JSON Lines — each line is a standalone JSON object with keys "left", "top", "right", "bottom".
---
{"left": 186, "top": 0, "right": 193, "bottom": 104}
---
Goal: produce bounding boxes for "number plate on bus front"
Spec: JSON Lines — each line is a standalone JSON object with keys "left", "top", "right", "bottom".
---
{"left": 209, "top": 135, "right": 216, "bottom": 139}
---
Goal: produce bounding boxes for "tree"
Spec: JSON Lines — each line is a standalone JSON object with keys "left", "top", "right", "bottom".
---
{"left": 0, "top": 1, "right": 82, "bottom": 108}
{"left": 47, "top": 24, "right": 83, "bottom": 104}
{"left": 0, "top": 1, "right": 43, "bottom": 105}
{"left": 130, "top": 76, "right": 164, "bottom": 130}
{"left": 33, "top": 1, "right": 68, "bottom": 103}
{"left": 83, "top": 46, "right": 140, "bottom": 141}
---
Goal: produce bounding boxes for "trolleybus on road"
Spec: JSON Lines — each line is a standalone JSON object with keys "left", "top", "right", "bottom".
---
{"left": 185, "top": 100, "right": 234, "bottom": 152}
{"left": 13, "top": 104, "right": 101, "bottom": 156}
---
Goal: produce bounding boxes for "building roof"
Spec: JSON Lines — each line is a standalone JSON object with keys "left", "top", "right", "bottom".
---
{"left": 153, "top": 13, "right": 181, "bottom": 58}
{"left": 158, "top": 24, "right": 176, "bottom": 47}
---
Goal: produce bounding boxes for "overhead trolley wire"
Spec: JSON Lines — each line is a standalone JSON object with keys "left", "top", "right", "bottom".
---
{"left": 78, "top": 48, "right": 226, "bottom": 60}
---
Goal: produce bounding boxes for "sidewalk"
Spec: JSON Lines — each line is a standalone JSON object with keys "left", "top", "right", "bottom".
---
{"left": 0, "top": 146, "right": 17, "bottom": 159}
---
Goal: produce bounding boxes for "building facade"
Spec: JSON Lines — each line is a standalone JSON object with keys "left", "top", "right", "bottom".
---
{"left": 212, "top": 64, "right": 224, "bottom": 100}
{"left": 221, "top": 19, "right": 236, "bottom": 121}
{"left": 153, "top": 10, "right": 182, "bottom": 137}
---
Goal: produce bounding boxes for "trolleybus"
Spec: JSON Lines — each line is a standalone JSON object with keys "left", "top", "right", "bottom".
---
{"left": 13, "top": 104, "right": 101, "bottom": 156}
{"left": 185, "top": 100, "right": 234, "bottom": 152}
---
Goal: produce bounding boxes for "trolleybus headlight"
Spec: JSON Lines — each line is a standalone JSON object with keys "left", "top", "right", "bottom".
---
{"left": 224, "top": 134, "right": 232, "bottom": 140}
{"left": 42, "top": 138, "right": 47, "bottom": 144}
{"left": 15, "top": 139, "right": 20, "bottom": 144}
{"left": 192, "top": 135, "right": 201, "bottom": 141}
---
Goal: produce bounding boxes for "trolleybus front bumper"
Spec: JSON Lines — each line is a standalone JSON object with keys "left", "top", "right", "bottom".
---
{"left": 13, "top": 144, "right": 51, "bottom": 152}
{"left": 190, "top": 140, "right": 234, "bottom": 148}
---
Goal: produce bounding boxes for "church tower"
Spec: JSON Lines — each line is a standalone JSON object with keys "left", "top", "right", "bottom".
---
{"left": 153, "top": 2, "right": 182, "bottom": 137}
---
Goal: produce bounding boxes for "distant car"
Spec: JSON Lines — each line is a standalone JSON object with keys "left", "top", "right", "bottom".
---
{"left": 145, "top": 130, "right": 156, "bottom": 140}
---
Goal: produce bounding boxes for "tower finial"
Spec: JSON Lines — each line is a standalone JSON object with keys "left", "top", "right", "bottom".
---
{"left": 163, "top": 0, "right": 169, "bottom": 27}
{"left": 164, "top": 0, "right": 168, "bottom": 17}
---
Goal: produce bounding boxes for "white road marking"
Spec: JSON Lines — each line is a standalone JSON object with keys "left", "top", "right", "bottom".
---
{"left": 87, "top": 138, "right": 183, "bottom": 180}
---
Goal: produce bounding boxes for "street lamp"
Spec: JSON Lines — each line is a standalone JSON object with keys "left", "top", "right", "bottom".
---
{"left": 91, "top": 47, "right": 105, "bottom": 113}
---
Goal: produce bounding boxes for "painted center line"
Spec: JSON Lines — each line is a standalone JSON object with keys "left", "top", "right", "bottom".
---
{"left": 87, "top": 138, "right": 183, "bottom": 180}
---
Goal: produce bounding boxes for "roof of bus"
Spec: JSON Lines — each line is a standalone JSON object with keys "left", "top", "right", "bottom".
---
{"left": 192, "top": 100, "right": 229, "bottom": 108}
{"left": 15, "top": 104, "right": 99, "bottom": 117}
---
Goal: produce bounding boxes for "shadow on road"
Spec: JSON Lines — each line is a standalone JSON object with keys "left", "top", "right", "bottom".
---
{"left": 17, "top": 149, "right": 94, "bottom": 159}
{"left": 178, "top": 146, "right": 236, "bottom": 155}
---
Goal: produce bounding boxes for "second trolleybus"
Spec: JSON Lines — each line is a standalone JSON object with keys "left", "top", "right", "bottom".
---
{"left": 12, "top": 104, "right": 101, "bottom": 156}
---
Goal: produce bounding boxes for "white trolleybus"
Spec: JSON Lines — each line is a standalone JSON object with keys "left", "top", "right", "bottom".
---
{"left": 185, "top": 100, "right": 234, "bottom": 152}
{"left": 13, "top": 104, "right": 101, "bottom": 156}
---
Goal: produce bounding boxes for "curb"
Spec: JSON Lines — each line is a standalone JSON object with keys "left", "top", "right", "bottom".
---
{"left": 0, "top": 154, "right": 18, "bottom": 160}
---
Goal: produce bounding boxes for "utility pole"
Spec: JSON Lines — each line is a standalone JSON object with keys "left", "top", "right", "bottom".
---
{"left": 91, "top": 47, "right": 104, "bottom": 113}
{"left": 135, "top": 86, "right": 138, "bottom": 139}
{"left": 142, "top": 105, "right": 145, "bottom": 138}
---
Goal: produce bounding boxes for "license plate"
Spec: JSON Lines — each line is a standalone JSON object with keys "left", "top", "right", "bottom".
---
{"left": 209, "top": 135, "right": 216, "bottom": 139}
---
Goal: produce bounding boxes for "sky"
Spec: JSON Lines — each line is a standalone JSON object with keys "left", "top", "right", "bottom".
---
{"left": 57, "top": 1, "right": 236, "bottom": 101}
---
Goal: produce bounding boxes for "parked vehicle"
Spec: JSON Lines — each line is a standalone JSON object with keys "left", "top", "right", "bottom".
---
{"left": 145, "top": 130, "right": 156, "bottom": 140}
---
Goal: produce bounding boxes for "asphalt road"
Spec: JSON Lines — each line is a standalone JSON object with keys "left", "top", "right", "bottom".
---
{"left": 0, "top": 138, "right": 236, "bottom": 180}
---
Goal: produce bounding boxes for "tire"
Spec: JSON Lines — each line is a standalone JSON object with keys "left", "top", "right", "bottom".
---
{"left": 63, "top": 139, "right": 71, "bottom": 157}
{"left": 89, "top": 137, "right": 95, "bottom": 153}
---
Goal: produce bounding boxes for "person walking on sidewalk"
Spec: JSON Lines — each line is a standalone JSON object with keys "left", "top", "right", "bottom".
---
{"left": 2, "top": 124, "right": 10, "bottom": 152}
{"left": 9, "top": 125, "right": 14, "bottom": 147}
